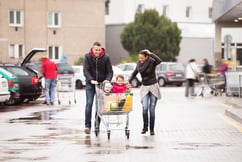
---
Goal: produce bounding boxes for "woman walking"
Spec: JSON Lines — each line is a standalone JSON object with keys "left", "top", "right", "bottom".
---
{"left": 129, "top": 49, "right": 162, "bottom": 135}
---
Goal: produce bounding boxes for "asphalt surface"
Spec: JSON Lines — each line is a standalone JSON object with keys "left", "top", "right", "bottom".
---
{"left": 0, "top": 87, "right": 242, "bottom": 162}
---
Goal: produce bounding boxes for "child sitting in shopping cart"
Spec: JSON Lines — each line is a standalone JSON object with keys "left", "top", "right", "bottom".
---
{"left": 112, "top": 74, "right": 129, "bottom": 93}
{"left": 112, "top": 75, "right": 130, "bottom": 108}
{"left": 103, "top": 82, "right": 113, "bottom": 94}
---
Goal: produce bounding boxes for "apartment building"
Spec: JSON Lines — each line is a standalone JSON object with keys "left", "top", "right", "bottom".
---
{"left": 105, "top": 0, "right": 215, "bottom": 65}
{"left": 0, "top": 0, "right": 105, "bottom": 64}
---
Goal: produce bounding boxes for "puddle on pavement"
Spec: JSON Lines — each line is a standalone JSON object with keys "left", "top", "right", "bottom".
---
{"left": 0, "top": 156, "right": 48, "bottom": 161}
{"left": 125, "top": 145, "right": 154, "bottom": 149}
{"left": 172, "top": 142, "right": 231, "bottom": 150}
{"left": 8, "top": 107, "right": 69, "bottom": 123}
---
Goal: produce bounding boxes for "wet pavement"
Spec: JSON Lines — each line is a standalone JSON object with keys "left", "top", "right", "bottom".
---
{"left": 0, "top": 88, "right": 242, "bottom": 162}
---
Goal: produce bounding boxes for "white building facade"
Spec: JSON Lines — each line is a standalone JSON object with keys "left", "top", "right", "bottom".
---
{"left": 105, "top": 0, "right": 215, "bottom": 65}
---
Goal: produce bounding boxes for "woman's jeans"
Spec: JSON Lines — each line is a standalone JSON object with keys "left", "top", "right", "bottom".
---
{"left": 142, "top": 92, "right": 157, "bottom": 130}
{"left": 85, "top": 82, "right": 100, "bottom": 129}
{"left": 45, "top": 78, "right": 57, "bottom": 104}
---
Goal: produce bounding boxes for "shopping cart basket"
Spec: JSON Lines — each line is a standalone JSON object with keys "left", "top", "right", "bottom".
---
{"left": 196, "top": 73, "right": 224, "bottom": 97}
{"left": 56, "top": 74, "right": 77, "bottom": 104}
{"left": 94, "top": 84, "right": 132, "bottom": 140}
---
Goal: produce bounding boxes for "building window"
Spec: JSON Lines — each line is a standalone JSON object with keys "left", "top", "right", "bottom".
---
{"left": 162, "top": 5, "right": 169, "bottom": 17}
{"left": 9, "top": 10, "right": 23, "bottom": 27}
{"left": 186, "top": 6, "right": 192, "bottom": 18}
{"left": 208, "top": 7, "right": 213, "bottom": 18}
{"left": 9, "top": 44, "right": 24, "bottom": 58}
{"left": 48, "top": 12, "right": 61, "bottom": 28}
{"left": 48, "top": 46, "right": 62, "bottom": 60}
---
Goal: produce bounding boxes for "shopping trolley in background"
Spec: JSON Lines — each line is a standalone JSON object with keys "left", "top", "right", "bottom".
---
{"left": 95, "top": 84, "right": 133, "bottom": 140}
{"left": 195, "top": 73, "right": 225, "bottom": 97}
{"left": 56, "top": 74, "right": 77, "bottom": 104}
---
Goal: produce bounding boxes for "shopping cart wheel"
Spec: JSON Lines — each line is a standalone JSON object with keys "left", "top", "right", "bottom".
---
{"left": 58, "top": 100, "right": 61, "bottom": 105}
{"left": 125, "top": 130, "right": 130, "bottom": 139}
{"left": 107, "top": 130, "right": 111, "bottom": 140}
{"left": 69, "top": 101, "right": 71, "bottom": 104}
{"left": 74, "top": 100, "right": 77, "bottom": 104}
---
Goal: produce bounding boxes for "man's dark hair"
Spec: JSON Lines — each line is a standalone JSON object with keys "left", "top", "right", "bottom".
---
{"left": 93, "top": 42, "right": 101, "bottom": 46}
{"left": 139, "top": 50, "right": 148, "bottom": 57}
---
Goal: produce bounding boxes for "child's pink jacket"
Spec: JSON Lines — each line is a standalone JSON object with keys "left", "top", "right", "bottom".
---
{"left": 112, "top": 83, "right": 128, "bottom": 93}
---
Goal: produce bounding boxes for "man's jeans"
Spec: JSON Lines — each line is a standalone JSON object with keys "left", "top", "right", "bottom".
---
{"left": 45, "top": 78, "right": 57, "bottom": 104}
{"left": 142, "top": 92, "right": 157, "bottom": 130}
{"left": 85, "top": 82, "right": 100, "bottom": 129}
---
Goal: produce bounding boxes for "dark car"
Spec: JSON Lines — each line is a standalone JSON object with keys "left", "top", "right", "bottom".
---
{"left": 0, "top": 48, "right": 46, "bottom": 104}
{"left": 25, "top": 55, "right": 75, "bottom": 91}
{"left": 55, "top": 62, "right": 74, "bottom": 76}
{"left": 155, "top": 62, "right": 185, "bottom": 87}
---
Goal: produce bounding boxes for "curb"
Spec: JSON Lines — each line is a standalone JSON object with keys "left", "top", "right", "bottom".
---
{"left": 225, "top": 109, "right": 242, "bottom": 124}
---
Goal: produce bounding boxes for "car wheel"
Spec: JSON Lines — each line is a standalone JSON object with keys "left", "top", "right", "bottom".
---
{"left": 76, "top": 80, "right": 83, "bottom": 89}
{"left": 4, "top": 97, "right": 21, "bottom": 106}
{"left": 131, "top": 78, "right": 139, "bottom": 88}
{"left": 158, "top": 78, "right": 166, "bottom": 87}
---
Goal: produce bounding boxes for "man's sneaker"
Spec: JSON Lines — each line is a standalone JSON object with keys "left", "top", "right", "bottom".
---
{"left": 84, "top": 128, "right": 90, "bottom": 134}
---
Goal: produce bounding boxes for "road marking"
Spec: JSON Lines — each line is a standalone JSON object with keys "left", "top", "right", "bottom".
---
{"left": 219, "top": 103, "right": 232, "bottom": 109}
{"left": 218, "top": 113, "right": 242, "bottom": 132}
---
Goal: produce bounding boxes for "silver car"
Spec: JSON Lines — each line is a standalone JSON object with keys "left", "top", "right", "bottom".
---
{"left": 156, "top": 62, "right": 185, "bottom": 87}
{"left": 0, "top": 74, "right": 10, "bottom": 103}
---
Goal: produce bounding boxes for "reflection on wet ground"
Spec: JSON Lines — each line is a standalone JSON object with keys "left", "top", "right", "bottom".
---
{"left": 0, "top": 106, "right": 156, "bottom": 161}
{"left": 172, "top": 142, "right": 231, "bottom": 150}
{"left": 8, "top": 107, "right": 69, "bottom": 123}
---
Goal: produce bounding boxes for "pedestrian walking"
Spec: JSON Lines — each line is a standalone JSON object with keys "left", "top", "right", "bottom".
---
{"left": 185, "top": 59, "right": 199, "bottom": 97}
{"left": 83, "top": 41, "right": 113, "bottom": 134}
{"left": 219, "top": 59, "right": 228, "bottom": 91}
{"left": 128, "top": 49, "right": 162, "bottom": 135}
{"left": 41, "top": 57, "right": 58, "bottom": 105}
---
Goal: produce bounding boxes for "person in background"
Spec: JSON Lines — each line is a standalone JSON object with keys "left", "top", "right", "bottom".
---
{"left": 83, "top": 41, "right": 113, "bottom": 134}
{"left": 112, "top": 74, "right": 129, "bottom": 93}
{"left": 129, "top": 49, "right": 162, "bottom": 135}
{"left": 219, "top": 59, "right": 228, "bottom": 92}
{"left": 185, "top": 59, "right": 199, "bottom": 97}
{"left": 202, "top": 58, "right": 212, "bottom": 74}
{"left": 41, "top": 57, "right": 58, "bottom": 105}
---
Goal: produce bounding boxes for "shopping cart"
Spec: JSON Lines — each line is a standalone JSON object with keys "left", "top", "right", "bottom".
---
{"left": 94, "top": 84, "right": 132, "bottom": 140}
{"left": 56, "top": 74, "right": 77, "bottom": 104}
{"left": 196, "top": 73, "right": 225, "bottom": 97}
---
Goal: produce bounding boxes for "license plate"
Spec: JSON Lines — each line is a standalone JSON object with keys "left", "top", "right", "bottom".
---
{"left": 176, "top": 74, "right": 182, "bottom": 77}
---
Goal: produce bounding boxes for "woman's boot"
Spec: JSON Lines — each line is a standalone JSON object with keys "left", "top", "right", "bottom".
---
{"left": 141, "top": 125, "right": 148, "bottom": 134}
{"left": 150, "top": 128, "right": 155, "bottom": 135}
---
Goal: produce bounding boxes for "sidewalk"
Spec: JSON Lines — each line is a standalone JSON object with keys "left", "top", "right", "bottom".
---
{"left": 224, "top": 96, "right": 242, "bottom": 124}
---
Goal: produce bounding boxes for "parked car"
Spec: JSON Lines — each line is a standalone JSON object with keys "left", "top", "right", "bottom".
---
{"left": 72, "top": 65, "right": 85, "bottom": 89}
{"left": 0, "top": 74, "right": 10, "bottom": 103}
{"left": 116, "top": 62, "right": 141, "bottom": 87}
{"left": 155, "top": 62, "right": 185, "bottom": 87}
{"left": 0, "top": 67, "right": 20, "bottom": 105}
{"left": 0, "top": 48, "right": 45, "bottom": 103}
{"left": 55, "top": 62, "right": 74, "bottom": 76}
{"left": 112, "top": 66, "right": 129, "bottom": 83}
